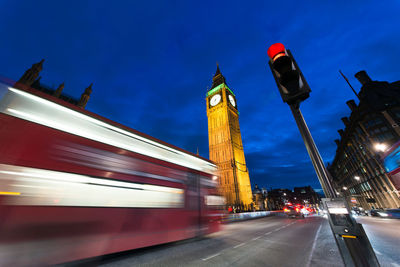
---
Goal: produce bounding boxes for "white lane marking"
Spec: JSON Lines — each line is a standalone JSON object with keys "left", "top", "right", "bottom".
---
{"left": 202, "top": 253, "right": 221, "bottom": 261}
{"left": 252, "top": 236, "right": 261, "bottom": 241}
{"left": 307, "top": 224, "right": 322, "bottom": 267}
{"left": 265, "top": 231, "right": 272, "bottom": 235}
{"left": 233, "top": 242, "right": 245, "bottom": 249}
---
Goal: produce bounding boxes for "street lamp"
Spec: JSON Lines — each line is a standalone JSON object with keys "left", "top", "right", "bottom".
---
{"left": 354, "top": 176, "right": 360, "bottom": 181}
{"left": 374, "top": 143, "right": 388, "bottom": 152}
{"left": 343, "top": 186, "right": 348, "bottom": 190}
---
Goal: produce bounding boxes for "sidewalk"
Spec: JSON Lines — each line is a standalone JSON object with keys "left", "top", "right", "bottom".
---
{"left": 308, "top": 218, "right": 344, "bottom": 267}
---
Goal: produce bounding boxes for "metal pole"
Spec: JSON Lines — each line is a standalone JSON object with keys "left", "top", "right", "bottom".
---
{"left": 267, "top": 45, "right": 380, "bottom": 266}
{"left": 288, "top": 104, "right": 380, "bottom": 267}
{"left": 289, "top": 104, "right": 336, "bottom": 198}
{"left": 339, "top": 70, "right": 359, "bottom": 99}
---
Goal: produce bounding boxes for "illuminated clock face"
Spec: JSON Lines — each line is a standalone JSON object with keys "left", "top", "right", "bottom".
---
{"left": 228, "top": 95, "right": 236, "bottom": 107}
{"left": 210, "top": 94, "right": 221, "bottom": 106}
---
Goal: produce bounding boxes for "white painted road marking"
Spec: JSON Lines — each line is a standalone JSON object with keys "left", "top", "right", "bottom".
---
{"left": 306, "top": 224, "right": 322, "bottom": 267}
{"left": 233, "top": 242, "right": 245, "bottom": 249}
{"left": 265, "top": 231, "right": 272, "bottom": 235}
{"left": 202, "top": 253, "right": 221, "bottom": 261}
{"left": 252, "top": 236, "right": 261, "bottom": 241}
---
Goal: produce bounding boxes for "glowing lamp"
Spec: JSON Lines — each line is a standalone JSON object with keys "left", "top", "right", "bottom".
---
{"left": 267, "top": 43, "right": 286, "bottom": 61}
{"left": 374, "top": 143, "right": 387, "bottom": 152}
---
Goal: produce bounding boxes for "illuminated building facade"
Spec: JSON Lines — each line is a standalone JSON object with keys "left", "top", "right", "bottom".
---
{"left": 15, "top": 59, "right": 93, "bottom": 108}
{"left": 252, "top": 184, "right": 268, "bottom": 210}
{"left": 206, "top": 65, "right": 253, "bottom": 210}
{"left": 328, "top": 71, "right": 400, "bottom": 209}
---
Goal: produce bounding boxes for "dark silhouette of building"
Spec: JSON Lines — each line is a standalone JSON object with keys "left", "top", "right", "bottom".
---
{"left": 293, "top": 186, "right": 320, "bottom": 206}
{"left": 14, "top": 59, "right": 93, "bottom": 108}
{"left": 328, "top": 71, "right": 400, "bottom": 210}
{"left": 266, "top": 188, "right": 292, "bottom": 210}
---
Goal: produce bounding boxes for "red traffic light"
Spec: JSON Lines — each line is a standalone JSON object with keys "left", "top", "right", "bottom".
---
{"left": 267, "top": 43, "right": 286, "bottom": 61}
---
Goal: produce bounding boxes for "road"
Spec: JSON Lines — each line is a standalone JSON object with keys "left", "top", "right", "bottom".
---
{"left": 66, "top": 215, "right": 399, "bottom": 267}
{"left": 356, "top": 216, "right": 400, "bottom": 267}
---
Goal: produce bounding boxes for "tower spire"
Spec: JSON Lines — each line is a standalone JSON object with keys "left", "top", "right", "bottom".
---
{"left": 78, "top": 83, "right": 93, "bottom": 108}
{"left": 53, "top": 82, "right": 65, "bottom": 97}
{"left": 211, "top": 63, "right": 226, "bottom": 90}
{"left": 17, "top": 59, "right": 45, "bottom": 86}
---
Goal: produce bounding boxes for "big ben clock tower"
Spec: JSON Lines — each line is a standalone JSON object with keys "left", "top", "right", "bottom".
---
{"left": 206, "top": 65, "right": 253, "bottom": 210}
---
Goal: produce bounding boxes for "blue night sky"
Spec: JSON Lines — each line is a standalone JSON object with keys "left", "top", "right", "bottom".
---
{"left": 1, "top": 1, "right": 399, "bottom": 192}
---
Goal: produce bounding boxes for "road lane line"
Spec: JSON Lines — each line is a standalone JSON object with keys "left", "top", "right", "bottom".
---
{"left": 233, "top": 242, "right": 245, "bottom": 249}
{"left": 264, "top": 231, "right": 272, "bottom": 235}
{"left": 252, "top": 236, "right": 261, "bottom": 241}
{"left": 306, "top": 224, "right": 322, "bottom": 267}
{"left": 202, "top": 253, "right": 221, "bottom": 261}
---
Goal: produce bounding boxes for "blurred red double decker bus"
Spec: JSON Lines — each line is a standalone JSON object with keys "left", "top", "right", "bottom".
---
{"left": 0, "top": 80, "right": 224, "bottom": 265}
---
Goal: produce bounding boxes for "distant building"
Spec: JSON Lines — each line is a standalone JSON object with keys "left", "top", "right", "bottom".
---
{"left": 293, "top": 186, "right": 320, "bottom": 206}
{"left": 14, "top": 59, "right": 93, "bottom": 108}
{"left": 252, "top": 184, "right": 268, "bottom": 210}
{"left": 328, "top": 71, "right": 400, "bottom": 209}
{"left": 266, "top": 188, "right": 292, "bottom": 210}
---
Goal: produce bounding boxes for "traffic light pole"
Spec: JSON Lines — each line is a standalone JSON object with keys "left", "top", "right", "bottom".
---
{"left": 267, "top": 43, "right": 380, "bottom": 267}
{"left": 289, "top": 103, "right": 380, "bottom": 267}
{"left": 289, "top": 104, "right": 336, "bottom": 198}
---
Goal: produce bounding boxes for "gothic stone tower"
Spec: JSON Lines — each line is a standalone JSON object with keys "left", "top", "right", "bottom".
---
{"left": 206, "top": 65, "right": 253, "bottom": 209}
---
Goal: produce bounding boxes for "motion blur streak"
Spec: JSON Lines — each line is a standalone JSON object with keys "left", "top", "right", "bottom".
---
{"left": 0, "top": 164, "right": 184, "bottom": 208}
{"left": 0, "top": 191, "right": 20, "bottom": 195}
{"left": 2, "top": 86, "right": 216, "bottom": 174}
{"left": 0, "top": 83, "right": 221, "bottom": 265}
{"left": 52, "top": 143, "right": 188, "bottom": 184}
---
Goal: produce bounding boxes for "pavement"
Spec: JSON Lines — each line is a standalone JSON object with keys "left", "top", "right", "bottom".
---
{"left": 64, "top": 215, "right": 399, "bottom": 267}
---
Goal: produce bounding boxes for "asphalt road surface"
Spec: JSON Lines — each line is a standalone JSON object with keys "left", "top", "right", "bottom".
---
{"left": 66, "top": 215, "right": 399, "bottom": 267}
{"left": 356, "top": 216, "right": 400, "bottom": 267}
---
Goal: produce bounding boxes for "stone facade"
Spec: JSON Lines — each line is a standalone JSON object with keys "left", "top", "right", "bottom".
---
{"left": 206, "top": 65, "right": 253, "bottom": 210}
{"left": 328, "top": 71, "right": 400, "bottom": 209}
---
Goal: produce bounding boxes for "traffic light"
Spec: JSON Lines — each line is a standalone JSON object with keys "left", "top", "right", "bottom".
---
{"left": 267, "top": 43, "right": 310, "bottom": 105}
